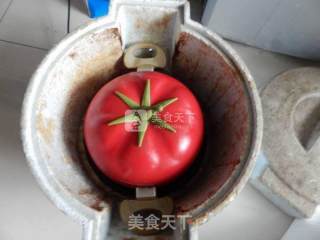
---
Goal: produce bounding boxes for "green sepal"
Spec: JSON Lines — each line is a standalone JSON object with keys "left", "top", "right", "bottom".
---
{"left": 151, "top": 116, "right": 176, "bottom": 133}
{"left": 138, "top": 120, "right": 149, "bottom": 147}
{"left": 141, "top": 79, "right": 151, "bottom": 107}
{"left": 108, "top": 80, "right": 178, "bottom": 147}
{"left": 152, "top": 97, "right": 178, "bottom": 112}
{"left": 115, "top": 91, "right": 140, "bottom": 108}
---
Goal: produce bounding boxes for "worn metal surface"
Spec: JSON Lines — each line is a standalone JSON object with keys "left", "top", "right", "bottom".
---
{"left": 171, "top": 31, "right": 253, "bottom": 222}
{"left": 253, "top": 67, "right": 320, "bottom": 218}
{"left": 21, "top": 0, "right": 262, "bottom": 239}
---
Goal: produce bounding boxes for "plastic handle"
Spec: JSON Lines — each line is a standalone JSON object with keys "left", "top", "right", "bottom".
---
{"left": 124, "top": 43, "right": 167, "bottom": 71}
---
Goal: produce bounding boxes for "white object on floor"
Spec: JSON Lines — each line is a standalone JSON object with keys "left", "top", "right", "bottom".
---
{"left": 253, "top": 68, "right": 320, "bottom": 218}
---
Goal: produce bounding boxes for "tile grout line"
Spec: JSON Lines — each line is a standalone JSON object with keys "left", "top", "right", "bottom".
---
{"left": 67, "top": 0, "right": 71, "bottom": 33}
{"left": 0, "top": 39, "right": 48, "bottom": 51}
{"left": 0, "top": 0, "right": 13, "bottom": 24}
{"left": 0, "top": 0, "right": 47, "bottom": 51}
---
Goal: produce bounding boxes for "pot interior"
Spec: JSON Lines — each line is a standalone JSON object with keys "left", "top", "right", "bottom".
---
{"left": 32, "top": 28, "right": 252, "bottom": 221}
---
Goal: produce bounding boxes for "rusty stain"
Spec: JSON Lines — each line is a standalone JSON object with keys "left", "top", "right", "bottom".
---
{"left": 36, "top": 112, "right": 55, "bottom": 145}
{"left": 171, "top": 32, "right": 251, "bottom": 215}
{"left": 90, "top": 198, "right": 104, "bottom": 211}
{"left": 90, "top": 28, "right": 120, "bottom": 44}
{"left": 135, "top": 13, "right": 172, "bottom": 32}
{"left": 135, "top": 18, "right": 144, "bottom": 29}
{"left": 59, "top": 28, "right": 131, "bottom": 210}
{"left": 63, "top": 27, "right": 124, "bottom": 162}
{"left": 154, "top": 236, "right": 170, "bottom": 240}
{"left": 176, "top": 33, "right": 188, "bottom": 47}
{"left": 153, "top": 14, "right": 171, "bottom": 29}
{"left": 79, "top": 188, "right": 95, "bottom": 195}
{"left": 69, "top": 52, "right": 77, "bottom": 59}
{"left": 186, "top": 218, "right": 193, "bottom": 225}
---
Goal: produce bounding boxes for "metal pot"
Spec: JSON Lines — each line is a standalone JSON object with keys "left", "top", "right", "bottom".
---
{"left": 21, "top": 0, "right": 262, "bottom": 239}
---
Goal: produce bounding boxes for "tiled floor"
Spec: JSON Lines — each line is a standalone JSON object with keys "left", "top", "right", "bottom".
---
{"left": 0, "top": 0, "right": 66, "bottom": 49}
{"left": 0, "top": 1, "right": 318, "bottom": 240}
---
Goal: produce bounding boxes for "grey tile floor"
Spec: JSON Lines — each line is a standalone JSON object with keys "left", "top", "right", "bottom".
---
{"left": 0, "top": 1, "right": 318, "bottom": 240}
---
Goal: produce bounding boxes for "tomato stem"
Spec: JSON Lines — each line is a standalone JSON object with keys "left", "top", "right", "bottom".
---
{"left": 108, "top": 79, "right": 178, "bottom": 147}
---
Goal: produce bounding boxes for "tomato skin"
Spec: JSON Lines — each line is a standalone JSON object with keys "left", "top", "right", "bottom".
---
{"left": 84, "top": 71, "right": 204, "bottom": 187}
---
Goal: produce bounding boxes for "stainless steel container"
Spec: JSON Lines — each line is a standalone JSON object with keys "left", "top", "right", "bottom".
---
{"left": 21, "top": 0, "right": 262, "bottom": 239}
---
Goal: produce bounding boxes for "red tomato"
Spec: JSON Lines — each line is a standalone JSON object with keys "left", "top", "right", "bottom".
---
{"left": 84, "top": 71, "right": 204, "bottom": 187}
